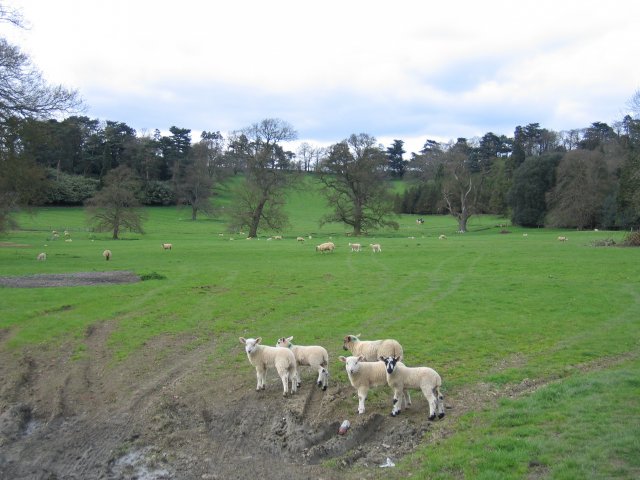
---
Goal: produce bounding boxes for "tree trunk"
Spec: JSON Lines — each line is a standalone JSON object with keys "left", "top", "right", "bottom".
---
{"left": 191, "top": 206, "right": 197, "bottom": 221}
{"left": 112, "top": 224, "right": 119, "bottom": 239}
{"left": 249, "top": 200, "right": 266, "bottom": 237}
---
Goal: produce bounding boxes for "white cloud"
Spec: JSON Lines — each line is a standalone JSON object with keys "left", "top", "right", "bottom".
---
{"left": 5, "top": 0, "right": 640, "bottom": 145}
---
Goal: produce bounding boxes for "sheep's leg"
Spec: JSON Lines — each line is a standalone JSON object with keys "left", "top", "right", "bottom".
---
{"left": 280, "top": 371, "right": 290, "bottom": 397}
{"left": 357, "top": 386, "right": 368, "bottom": 414}
{"left": 403, "top": 390, "right": 412, "bottom": 408}
{"left": 436, "top": 386, "right": 445, "bottom": 418}
{"left": 423, "top": 386, "right": 437, "bottom": 420}
{"left": 391, "top": 388, "right": 403, "bottom": 416}
{"left": 256, "top": 366, "right": 266, "bottom": 391}
{"left": 290, "top": 366, "right": 298, "bottom": 394}
{"left": 316, "top": 366, "right": 328, "bottom": 390}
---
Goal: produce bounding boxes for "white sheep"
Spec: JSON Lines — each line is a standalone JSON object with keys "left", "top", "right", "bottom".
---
{"left": 275, "top": 336, "right": 329, "bottom": 390}
{"left": 380, "top": 355, "right": 445, "bottom": 420}
{"left": 349, "top": 242, "right": 361, "bottom": 252}
{"left": 161, "top": 243, "right": 172, "bottom": 250}
{"left": 339, "top": 355, "right": 411, "bottom": 414}
{"left": 296, "top": 236, "right": 305, "bottom": 242}
{"left": 103, "top": 249, "right": 112, "bottom": 261}
{"left": 439, "top": 234, "right": 447, "bottom": 240}
{"left": 342, "top": 334, "right": 403, "bottom": 362}
{"left": 558, "top": 236, "right": 568, "bottom": 242}
{"left": 36, "top": 252, "right": 47, "bottom": 261}
{"left": 239, "top": 337, "right": 298, "bottom": 397}
{"left": 369, "top": 243, "right": 382, "bottom": 253}
{"left": 315, "top": 242, "right": 335, "bottom": 253}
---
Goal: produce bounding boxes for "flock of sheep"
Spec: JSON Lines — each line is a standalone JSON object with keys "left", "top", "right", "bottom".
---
{"left": 239, "top": 333, "right": 445, "bottom": 421}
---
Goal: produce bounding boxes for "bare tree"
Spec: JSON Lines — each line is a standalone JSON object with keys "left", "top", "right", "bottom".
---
{"left": 319, "top": 133, "right": 399, "bottom": 236}
{"left": 85, "top": 166, "right": 146, "bottom": 239}
{"left": 227, "top": 119, "right": 297, "bottom": 237}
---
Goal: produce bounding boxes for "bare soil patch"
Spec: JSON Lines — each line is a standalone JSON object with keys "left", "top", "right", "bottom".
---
{"left": 0, "top": 271, "right": 140, "bottom": 288}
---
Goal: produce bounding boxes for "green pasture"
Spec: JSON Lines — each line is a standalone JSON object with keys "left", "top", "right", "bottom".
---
{"left": 1, "top": 180, "right": 639, "bottom": 479}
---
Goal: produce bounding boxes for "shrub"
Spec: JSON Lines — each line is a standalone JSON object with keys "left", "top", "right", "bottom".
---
{"left": 44, "top": 170, "right": 99, "bottom": 205}
{"left": 139, "top": 181, "right": 176, "bottom": 206}
{"left": 621, "top": 231, "right": 640, "bottom": 247}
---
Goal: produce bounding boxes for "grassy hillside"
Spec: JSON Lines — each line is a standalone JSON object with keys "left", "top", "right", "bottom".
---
{"left": 1, "top": 177, "right": 639, "bottom": 479}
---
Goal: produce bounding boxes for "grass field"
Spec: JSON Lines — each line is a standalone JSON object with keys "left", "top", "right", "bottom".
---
{"left": 1, "top": 176, "right": 639, "bottom": 479}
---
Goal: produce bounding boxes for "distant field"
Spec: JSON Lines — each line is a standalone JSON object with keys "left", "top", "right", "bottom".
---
{"left": 1, "top": 180, "right": 639, "bottom": 479}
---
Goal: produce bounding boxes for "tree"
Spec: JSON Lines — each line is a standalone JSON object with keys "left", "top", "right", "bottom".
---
{"left": 386, "top": 139, "right": 407, "bottom": 178}
{"left": 85, "top": 166, "right": 146, "bottom": 239}
{"left": 227, "top": 118, "right": 297, "bottom": 237}
{"left": 319, "top": 133, "right": 399, "bottom": 236}
{"left": 508, "top": 154, "right": 561, "bottom": 227}
{"left": 546, "top": 150, "right": 613, "bottom": 229}
{"left": 441, "top": 139, "right": 476, "bottom": 232}
{"left": 0, "top": 39, "right": 82, "bottom": 123}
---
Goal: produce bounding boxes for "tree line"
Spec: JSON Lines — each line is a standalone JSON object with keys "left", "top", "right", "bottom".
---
{"left": 1, "top": 6, "right": 639, "bottom": 237}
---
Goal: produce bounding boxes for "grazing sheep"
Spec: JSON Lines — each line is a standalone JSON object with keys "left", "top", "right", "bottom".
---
{"left": 239, "top": 337, "right": 298, "bottom": 397}
{"left": 380, "top": 355, "right": 445, "bottom": 420}
{"left": 273, "top": 235, "right": 283, "bottom": 240}
{"left": 276, "top": 336, "right": 329, "bottom": 390}
{"left": 315, "top": 242, "right": 335, "bottom": 253}
{"left": 103, "top": 249, "right": 112, "bottom": 261}
{"left": 342, "top": 334, "right": 403, "bottom": 362}
{"left": 296, "top": 236, "right": 305, "bottom": 242}
{"left": 36, "top": 252, "right": 46, "bottom": 261}
{"left": 523, "top": 233, "right": 528, "bottom": 237}
{"left": 349, "top": 242, "right": 361, "bottom": 252}
{"left": 558, "top": 236, "right": 568, "bottom": 242}
{"left": 439, "top": 234, "right": 447, "bottom": 240}
{"left": 370, "top": 243, "right": 382, "bottom": 253}
{"left": 339, "top": 355, "right": 410, "bottom": 414}
{"left": 161, "top": 243, "right": 172, "bottom": 250}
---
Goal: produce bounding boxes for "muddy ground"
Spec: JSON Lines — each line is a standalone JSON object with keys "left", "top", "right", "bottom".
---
{"left": 0, "top": 273, "right": 549, "bottom": 480}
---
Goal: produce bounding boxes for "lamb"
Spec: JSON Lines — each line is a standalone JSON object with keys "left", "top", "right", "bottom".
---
{"left": 342, "top": 334, "right": 403, "bottom": 362}
{"left": 103, "top": 249, "right": 112, "bottom": 261}
{"left": 296, "top": 236, "right": 305, "bottom": 242}
{"left": 439, "top": 234, "right": 447, "bottom": 240}
{"left": 349, "top": 242, "right": 361, "bottom": 252}
{"left": 369, "top": 243, "right": 382, "bottom": 253}
{"left": 339, "top": 355, "right": 410, "bottom": 414}
{"left": 558, "top": 236, "right": 568, "bottom": 242}
{"left": 162, "top": 243, "right": 172, "bottom": 250}
{"left": 315, "top": 242, "right": 335, "bottom": 253}
{"left": 36, "top": 252, "right": 47, "bottom": 261}
{"left": 239, "top": 337, "right": 298, "bottom": 397}
{"left": 380, "top": 355, "right": 445, "bottom": 420}
{"left": 275, "top": 336, "right": 329, "bottom": 390}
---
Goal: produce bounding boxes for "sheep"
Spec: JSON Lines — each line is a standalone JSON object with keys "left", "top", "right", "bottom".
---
{"left": 103, "top": 249, "right": 112, "bottom": 261}
{"left": 439, "top": 234, "right": 447, "bottom": 240}
{"left": 273, "top": 235, "right": 283, "bottom": 240}
{"left": 342, "top": 334, "right": 403, "bottom": 362}
{"left": 369, "top": 243, "right": 382, "bottom": 253}
{"left": 275, "top": 336, "right": 329, "bottom": 390}
{"left": 349, "top": 242, "right": 361, "bottom": 252}
{"left": 239, "top": 337, "right": 298, "bottom": 397}
{"left": 162, "top": 243, "right": 172, "bottom": 250}
{"left": 36, "top": 252, "right": 47, "bottom": 261}
{"left": 315, "top": 241, "right": 335, "bottom": 253}
{"left": 339, "top": 355, "right": 410, "bottom": 414}
{"left": 296, "top": 236, "right": 305, "bottom": 242}
{"left": 558, "top": 236, "right": 568, "bottom": 242}
{"left": 380, "top": 355, "right": 445, "bottom": 420}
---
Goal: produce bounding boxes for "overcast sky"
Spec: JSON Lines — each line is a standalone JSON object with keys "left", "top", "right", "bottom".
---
{"left": 4, "top": 0, "right": 640, "bottom": 154}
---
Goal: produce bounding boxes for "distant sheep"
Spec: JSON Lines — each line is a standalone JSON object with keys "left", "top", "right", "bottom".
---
{"left": 342, "top": 334, "right": 403, "bottom": 362}
{"left": 370, "top": 243, "right": 382, "bottom": 253}
{"left": 273, "top": 235, "right": 283, "bottom": 240}
{"left": 558, "top": 236, "right": 568, "bottom": 242}
{"left": 315, "top": 242, "right": 335, "bottom": 253}
{"left": 103, "top": 249, "right": 112, "bottom": 261}
{"left": 381, "top": 355, "right": 445, "bottom": 420}
{"left": 36, "top": 252, "right": 46, "bottom": 261}
{"left": 439, "top": 234, "right": 447, "bottom": 240}
{"left": 349, "top": 242, "right": 361, "bottom": 252}
{"left": 339, "top": 355, "right": 410, "bottom": 414}
{"left": 296, "top": 236, "right": 305, "bottom": 242}
{"left": 276, "top": 336, "right": 329, "bottom": 390}
{"left": 162, "top": 243, "right": 172, "bottom": 250}
{"left": 239, "top": 337, "right": 297, "bottom": 397}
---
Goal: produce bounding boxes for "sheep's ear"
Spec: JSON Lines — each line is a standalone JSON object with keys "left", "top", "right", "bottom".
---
{"left": 379, "top": 356, "right": 385, "bottom": 362}
{"left": 355, "top": 333, "right": 361, "bottom": 339}
{"left": 239, "top": 337, "right": 246, "bottom": 344}
{"left": 357, "top": 355, "right": 364, "bottom": 362}
{"left": 339, "top": 356, "right": 347, "bottom": 362}
{"left": 256, "top": 337, "right": 262, "bottom": 344}
{"left": 286, "top": 336, "right": 293, "bottom": 342}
